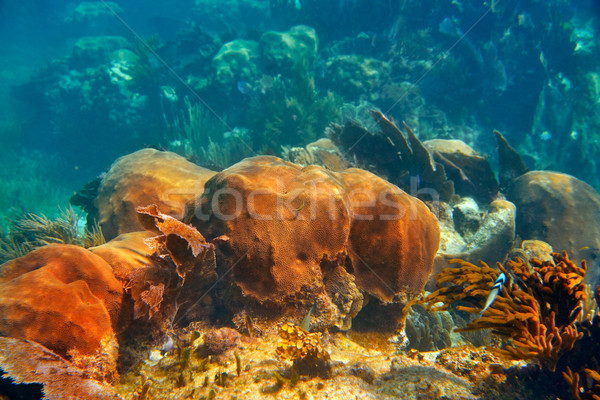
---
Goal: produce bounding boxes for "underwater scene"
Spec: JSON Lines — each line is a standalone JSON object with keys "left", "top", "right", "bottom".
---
{"left": 1, "top": 0, "right": 600, "bottom": 399}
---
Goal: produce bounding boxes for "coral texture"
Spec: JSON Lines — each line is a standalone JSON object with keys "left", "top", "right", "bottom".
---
{"left": 0, "top": 337, "right": 123, "bottom": 400}
{"left": 185, "top": 156, "right": 439, "bottom": 328}
{"left": 95, "top": 149, "right": 216, "bottom": 240}
{"left": 0, "top": 244, "right": 123, "bottom": 358}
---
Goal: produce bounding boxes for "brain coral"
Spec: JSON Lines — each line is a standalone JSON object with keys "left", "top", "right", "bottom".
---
{"left": 185, "top": 156, "right": 439, "bottom": 327}
{"left": 95, "top": 149, "right": 216, "bottom": 240}
{"left": 0, "top": 244, "right": 123, "bottom": 377}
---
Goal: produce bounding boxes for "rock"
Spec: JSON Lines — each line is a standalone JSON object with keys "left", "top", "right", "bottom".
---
{"left": 212, "top": 39, "right": 259, "bottom": 86}
{"left": 423, "top": 139, "right": 499, "bottom": 202}
{"left": 0, "top": 245, "right": 123, "bottom": 380}
{"left": 185, "top": 156, "right": 439, "bottom": 329}
{"left": 203, "top": 327, "right": 241, "bottom": 355}
{"left": 260, "top": 25, "right": 318, "bottom": 73}
{"left": 507, "top": 171, "right": 600, "bottom": 268}
{"left": 404, "top": 303, "right": 454, "bottom": 351}
{"left": 452, "top": 197, "right": 481, "bottom": 239}
{"left": 466, "top": 199, "right": 516, "bottom": 263}
{"left": 95, "top": 149, "right": 216, "bottom": 240}
{"left": 430, "top": 198, "right": 516, "bottom": 288}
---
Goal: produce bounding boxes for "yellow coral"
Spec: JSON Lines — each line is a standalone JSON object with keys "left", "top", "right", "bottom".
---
{"left": 275, "top": 323, "right": 330, "bottom": 363}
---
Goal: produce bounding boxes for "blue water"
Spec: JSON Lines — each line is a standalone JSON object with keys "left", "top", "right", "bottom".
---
{"left": 0, "top": 0, "right": 598, "bottom": 221}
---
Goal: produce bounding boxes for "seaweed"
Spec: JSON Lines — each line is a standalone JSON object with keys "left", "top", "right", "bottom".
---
{"left": 0, "top": 207, "right": 105, "bottom": 264}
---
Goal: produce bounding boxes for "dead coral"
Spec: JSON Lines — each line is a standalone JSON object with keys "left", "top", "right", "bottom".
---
{"left": 124, "top": 205, "right": 217, "bottom": 333}
{"left": 422, "top": 252, "right": 587, "bottom": 372}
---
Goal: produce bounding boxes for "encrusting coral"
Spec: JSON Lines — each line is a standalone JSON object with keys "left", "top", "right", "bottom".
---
{"left": 421, "top": 251, "right": 586, "bottom": 372}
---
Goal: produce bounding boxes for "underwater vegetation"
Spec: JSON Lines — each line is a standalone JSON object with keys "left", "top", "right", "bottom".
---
{"left": 0, "top": 207, "right": 104, "bottom": 264}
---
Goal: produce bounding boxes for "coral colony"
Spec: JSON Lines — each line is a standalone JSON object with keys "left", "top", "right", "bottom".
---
{"left": 1, "top": 1, "right": 600, "bottom": 399}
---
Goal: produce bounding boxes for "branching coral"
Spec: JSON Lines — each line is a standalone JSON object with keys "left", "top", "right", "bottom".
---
{"left": 422, "top": 251, "right": 587, "bottom": 372}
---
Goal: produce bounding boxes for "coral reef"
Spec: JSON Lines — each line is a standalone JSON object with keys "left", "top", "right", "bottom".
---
{"left": 94, "top": 149, "right": 216, "bottom": 240}
{"left": 212, "top": 39, "right": 259, "bottom": 87}
{"left": 0, "top": 244, "right": 123, "bottom": 380}
{"left": 185, "top": 156, "right": 439, "bottom": 330}
{"left": 322, "top": 55, "right": 391, "bottom": 100}
{"left": 260, "top": 25, "right": 318, "bottom": 74}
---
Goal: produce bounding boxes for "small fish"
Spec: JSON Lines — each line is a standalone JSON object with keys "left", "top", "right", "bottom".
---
{"left": 300, "top": 304, "right": 316, "bottom": 332}
{"left": 160, "top": 335, "right": 174, "bottom": 355}
{"left": 479, "top": 273, "right": 506, "bottom": 318}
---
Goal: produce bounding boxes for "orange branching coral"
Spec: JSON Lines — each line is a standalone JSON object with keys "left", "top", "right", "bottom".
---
{"left": 423, "top": 252, "right": 587, "bottom": 372}
{"left": 563, "top": 366, "right": 600, "bottom": 400}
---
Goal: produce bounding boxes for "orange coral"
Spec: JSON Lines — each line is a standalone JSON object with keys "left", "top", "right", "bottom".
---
{"left": 423, "top": 252, "right": 586, "bottom": 371}
{"left": 276, "top": 323, "right": 330, "bottom": 362}
{"left": 185, "top": 156, "right": 439, "bottom": 329}
{"left": 94, "top": 149, "right": 216, "bottom": 240}
{"left": 0, "top": 337, "right": 123, "bottom": 399}
{"left": 0, "top": 244, "right": 122, "bottom": 380}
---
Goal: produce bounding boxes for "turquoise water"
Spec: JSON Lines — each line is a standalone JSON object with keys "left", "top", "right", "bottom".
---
{"left": 1, "top": 0, "right": 599, "bottom": 229}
